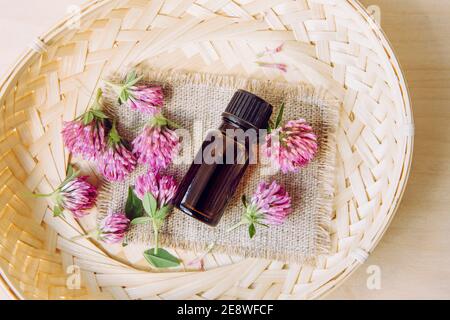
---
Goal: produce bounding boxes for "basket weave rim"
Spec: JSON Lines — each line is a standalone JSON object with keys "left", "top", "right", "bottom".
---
{"left": 348, "top": 0, "right": 414, "bottom": 246}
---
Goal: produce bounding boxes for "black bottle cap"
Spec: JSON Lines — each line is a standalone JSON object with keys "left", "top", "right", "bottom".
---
{"left": 222, "top": 90, "right": 273, "bottom": 129}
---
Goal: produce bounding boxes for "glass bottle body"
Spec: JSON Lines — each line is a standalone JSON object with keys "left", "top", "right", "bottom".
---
{"left": 174, "top": 118, "right": 254, "bottom": 226}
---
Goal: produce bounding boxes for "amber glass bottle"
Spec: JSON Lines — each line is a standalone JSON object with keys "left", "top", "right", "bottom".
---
{"left": 174, "top": 90, "right": 273, "bottom": 226}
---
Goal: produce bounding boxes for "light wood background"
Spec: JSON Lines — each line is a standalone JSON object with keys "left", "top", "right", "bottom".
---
{"left": 0, "top": 0, "right": 448, "bottom": 300}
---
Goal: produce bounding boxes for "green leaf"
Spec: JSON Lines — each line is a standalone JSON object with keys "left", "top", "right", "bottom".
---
{"left": 125, "top": 70, "right": 136, "bottom": 84}
{"left": 95, "top": 88, "right": 103, "bottom": 101}
{"left": 149, "top": 114, "right": 173, "bottom": 128}
{"left": 125, "top": 187, "right": 144, "bottom": 220}
{"left": 155, "top": 117, "right": 168, "bottom": 127}
{"left": 66, "top": 164, "right": 74, "bottom": 177}
{"left": 60, "top": 164, "right": 80, "bottom": 188}
{"left": 90, "top": 88, "right": 103, "bottom": 110}
{"left": 155, "top": 205, "right": 171, "bottom": 221}
{"left": 119, "top": 89, "right": 130, "bottom": 104}
{"left": 241, "top": 194, "right": 248, "bottom": 208}
{"left": 143, "top": 248, "right": 180, "bottom": 268}
{"left": 131, "top": 217, "right": 152, "bottom": 225}
{"left": 143, "top": 192, "right": 157, "bottom": 217}
{"left": 125, "top": 71, "right": 143, "bottom": 88}
{"left": 83, "top": 111, "right": 94, "bottom": 125}
{"left": 108, "top": 122, "right": 121, "bottom": 144}
{"left": 67, "top": 169, "right": 79, "bottom": 182}
{"left": 127, "top": 75, "right": 143, "bottom": 87}
{"left": 166, "top": 119, "right": 181, "bottom": 129}
{"left": 255, "top": 221, "right": 269, "bottom": 228}
{"left": 274, "top": 102, "right": 285, "bottom": 129}
{"left": 90, "top": 109, "right": 108, "bottom": 119}
{"left": 248, "top": 223, "right": 256, "bottom": 239}
{"left": 53, "top": 205, "right": 63, "bottom": 217}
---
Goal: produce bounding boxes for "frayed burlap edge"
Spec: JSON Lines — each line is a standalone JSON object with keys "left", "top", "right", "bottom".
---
{"left": 97, "top": 68, "right": 339, "bottom": 265}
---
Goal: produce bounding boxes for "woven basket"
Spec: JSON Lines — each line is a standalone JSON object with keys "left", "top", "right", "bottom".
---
{"left": 0, "top": 0, "right": 413, "bottom": 300}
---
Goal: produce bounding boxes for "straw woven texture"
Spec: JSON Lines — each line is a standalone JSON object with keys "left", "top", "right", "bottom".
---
{"left": 98, "top": 69, "right": 339, "bottom": 264}
{"left": 0, "top": 0, "right": 413, "bottom": 300}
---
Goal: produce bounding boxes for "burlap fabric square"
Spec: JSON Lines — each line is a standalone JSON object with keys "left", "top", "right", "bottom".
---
{"left": 98, "top": 69, "right": 339, "bottom": 264}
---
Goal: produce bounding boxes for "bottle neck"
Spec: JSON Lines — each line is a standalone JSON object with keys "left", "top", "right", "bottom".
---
{"left": 221, "top": 113, "right": 258, "bottom": 131}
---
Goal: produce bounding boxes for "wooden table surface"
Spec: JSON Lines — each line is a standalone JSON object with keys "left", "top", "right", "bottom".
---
{"left": 0, "top": 0, "right": 449, "bottom": 300}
